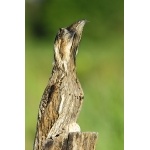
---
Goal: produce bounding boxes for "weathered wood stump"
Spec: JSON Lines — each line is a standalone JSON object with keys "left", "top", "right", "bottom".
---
{"left": 33, "top": 20, "right": 98, "bottom": 150}
{"left": 44, "top": 132, "right": 98, "bottom": 150}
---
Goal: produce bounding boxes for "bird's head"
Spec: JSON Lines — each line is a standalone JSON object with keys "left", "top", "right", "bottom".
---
{"left": 53, "top": 19, "right": 87, "bottom": 71}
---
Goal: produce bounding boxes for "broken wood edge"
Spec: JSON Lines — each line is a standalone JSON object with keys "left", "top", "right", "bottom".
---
{"left": 44, "top": 132, "right": 98, "bottom": 150}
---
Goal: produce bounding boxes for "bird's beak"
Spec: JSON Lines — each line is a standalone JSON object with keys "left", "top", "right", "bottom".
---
{"left": 67, "top": 19, "right": 87, "bottom": 36}
{"left": 74, "top": 20, "right": 87, "bottom": 34}
{"left": 66, "top": 19, "right": 87, "bottom": 57}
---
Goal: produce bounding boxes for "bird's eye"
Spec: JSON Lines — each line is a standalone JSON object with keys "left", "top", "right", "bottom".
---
{"left": 58, "top": 33, "right": 61, "bottom": 38}
{"left": 57, "top": 28, "right": 65, "bottom": 37}
{"left": 57, "top": 31, "right": 62, "bottom": 39}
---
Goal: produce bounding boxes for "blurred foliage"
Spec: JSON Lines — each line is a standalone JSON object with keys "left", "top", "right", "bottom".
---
{"left": 25, "top": 0, "right": 124, "bottom": 150}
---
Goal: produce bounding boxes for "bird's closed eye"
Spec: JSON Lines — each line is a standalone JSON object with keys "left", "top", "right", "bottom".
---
{"left": 59, "top": 28, "right": 63, "bottom": 32}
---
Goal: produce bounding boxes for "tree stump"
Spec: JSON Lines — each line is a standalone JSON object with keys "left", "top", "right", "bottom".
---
{"left": 44, "top": 132, "right": 98, "bottom": 150}
{"left": 33, "top": 20, "right": 98, "bottom": 150}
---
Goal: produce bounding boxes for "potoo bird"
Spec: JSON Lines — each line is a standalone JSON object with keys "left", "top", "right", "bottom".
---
{"left": 33, "top": 20, "right": 87, "bottom": 150}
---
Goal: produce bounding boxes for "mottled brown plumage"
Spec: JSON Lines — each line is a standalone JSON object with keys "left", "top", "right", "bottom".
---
{"left": 33, "top": 20, "right": 87, "bottom": 150}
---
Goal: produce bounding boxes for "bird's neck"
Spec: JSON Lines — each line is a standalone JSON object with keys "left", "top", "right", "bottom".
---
{"left": 53, "top": 51, "right": 77, "bottom": 73}
{"left": 52, "top": 58, "right": 76, "bottom": 77}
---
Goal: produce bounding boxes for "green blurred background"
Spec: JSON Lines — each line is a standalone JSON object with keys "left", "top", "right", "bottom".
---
{"left": 25, "top": 0, "right": 124, "bottom": 149}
